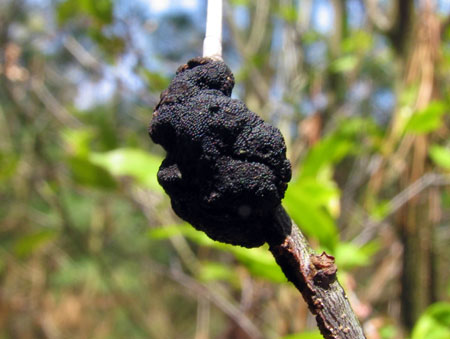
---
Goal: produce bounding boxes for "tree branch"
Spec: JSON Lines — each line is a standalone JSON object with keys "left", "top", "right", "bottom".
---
{"left": 267, "top": 206, "right": 366, "bottom": 339}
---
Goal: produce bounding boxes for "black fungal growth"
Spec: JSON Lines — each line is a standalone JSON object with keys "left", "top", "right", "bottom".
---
{"left": 149, "top": 57, "right": 291, "bottom": 248}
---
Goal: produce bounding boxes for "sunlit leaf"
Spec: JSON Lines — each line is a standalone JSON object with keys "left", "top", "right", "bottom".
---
{"left": 285, "top": 176, "right": 340, "bottom": 217}
{"left": 282, "top": 331, "right": 323, "bottom": 339}
{"left": 61, "top": 128, "right": 94, "bottom": 157}
{"left": 283, "top": 194, "right": 338, "bottom": 250}
{"left": 411, "top": 302, "right": 450, "bottom": 339}
{"left": 334, "top": 241, "right": 379, "bottom": 270}
{"left": 342, "top": 31, "right": 373, "bottom": 53}
{"left": 228, "top": 246, "right": 285, "bottom": 283}
{"left": 278, "top": 5, "right": 298, "bottom": 23}
{"left": 148, "top": 224, "right": 285, "bottom": 283}
{"left": 405, "top": 101, "right": 448, "bottom": 134}
{"left": 379, "top": 324, "right": 399, "bottom": 339}
{"left": 429, "top": 145, "right": 450, "bottom": 170}
{"left": 57, "top": 0, "right": 113, "bottom": 26}
{"left": 330, "top": 55, "right": 358, "bottom": 73}
{"left": 299, "top": 136, "right": 353, "bottom": 179}
{"left": 299, "top": 118, "right": 377, "bottom": 179}
{"left": 90, "top": 148, "right": 163, "bottom": 192}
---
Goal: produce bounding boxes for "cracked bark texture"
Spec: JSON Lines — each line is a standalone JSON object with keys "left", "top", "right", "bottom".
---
{"left": 267, "top": 206, "right": 366, "bottom": 339}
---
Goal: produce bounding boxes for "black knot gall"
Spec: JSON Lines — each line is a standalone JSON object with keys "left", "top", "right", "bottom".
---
{"left": 149, "top": 57, "right": 291, "bottom": 247}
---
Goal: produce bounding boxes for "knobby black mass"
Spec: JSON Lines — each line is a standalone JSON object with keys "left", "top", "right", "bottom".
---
{"left": 149, "top": 57, "right": 291, "bottom": 247}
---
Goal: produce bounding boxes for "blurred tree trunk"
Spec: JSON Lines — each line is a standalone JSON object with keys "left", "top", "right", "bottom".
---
{"left": 396, "top": 1, "right": 442, "bottom": 329}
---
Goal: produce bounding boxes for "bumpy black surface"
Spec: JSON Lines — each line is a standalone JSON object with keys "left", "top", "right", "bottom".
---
{"left": 149, "top": 57, "right": 291, "bottom": 247}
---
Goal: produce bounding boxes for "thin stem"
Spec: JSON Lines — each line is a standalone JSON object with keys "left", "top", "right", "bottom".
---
{"left": 203, "top": 0, "right": 223, "bottom": 60}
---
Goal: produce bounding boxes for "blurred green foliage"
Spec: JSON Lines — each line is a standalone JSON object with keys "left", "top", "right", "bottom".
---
{"left": 0, "top": 0, "right": 449, "bottom": 338}
{"left": 411, "top": 302, "right": 450, "bottom": 339}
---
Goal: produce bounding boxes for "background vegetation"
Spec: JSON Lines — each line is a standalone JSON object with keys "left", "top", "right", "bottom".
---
{"left": 1, "top": 0, "right": 449, "bottom": 338}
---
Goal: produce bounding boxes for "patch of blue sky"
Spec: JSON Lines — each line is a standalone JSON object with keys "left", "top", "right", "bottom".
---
{"left": 346, "top": 0, "right": 365, "bottom": 28}
{"left": 75, "top": 52, "right": 144, "bottom": 110}
{"left": 232, "top": 5, "right": 250, "bottom": 30}
{"left": 75, "top": 75, "right": 116, "bottom": 111}
{"left": 349, "top": 81, "right": 372, "bottom": 103}
{"left": 24, "top": 0, "right": 51, "bottom": 6}
{"left": 304, "top": 41, "right": 328, "bottom": 68}
{"left": 75, "top": 0, "right": 204, "bottom": 110}
{"left": 438, "top": 0, "right": 450, "bottom": 14}
{"left": 373, "top": 88, "right": 395, "bottom": 112}
{"left": 371, "top": 88, "right": 396, "bottom": 124}
{"left": 312, "top": 0, "right": 333, "bottom": 34}
{"left": 270, "top": 17, "right": 284, "bottom": 52}
{"left": 147, "top": 0, "right": 199, "bottom": 15}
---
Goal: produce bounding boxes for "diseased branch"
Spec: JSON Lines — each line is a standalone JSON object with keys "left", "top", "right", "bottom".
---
{"left": 267, "top": 206, "right": 366, "bottom": 339}
{"left": 149, "top": 57, "right": 366, "bottom": 338}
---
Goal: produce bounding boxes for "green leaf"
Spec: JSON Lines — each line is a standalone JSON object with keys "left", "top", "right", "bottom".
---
{"left": 148, "top": 224, "right": 285, "bottom": 283}
{"left": 429, "top": 145, "right": 450, "bottom": 170}
{"left": 57, "top": 0, "right": 113, "bottom": 26}
{"left": 285, "top": 176, "right": 340, "bottom": 217}
{"left": 342, "top": 31, "right": 373, "bottom": 54}
{"left": 283, "top": 194, "right": 338, "bottom": 250}
{"left": 68, "top": 156, "right": 117, "bottom": 189}
{"left": 14, "top": 230, "right": 57, "bottom": 258}
{"left": 57, "top": 0, "right": 79, "bottom": 25}
{"left": 334, "top": 241, "right": 379, "bottom": 270}
{"left": 61, "top": 128, "right": 94, "bottom": 157}
{"left": 412, "top": 302, "right": 450, "bottom": 339}
{"left": 284, "top": 174, "right": 340, "bottom": 250}
{"left": 148, "top": 224, "right": 192, "bottom": 240}
{"left": 379, "top": 324, "right": 399, "bottom": 339}
{"left": 405, "top": 101, "right": 448, "bottom": 134}
{"left": 81, "top": 0, "right": 113, "bottom": 25}
{"left": 278, "top": 5, "right": 298, "bottom": 23}
{"left": 299, "top": 136, "right": 353, "bottom": 179}
{"left": 90, "top": 148, "right": 163, "bottom": 192}
{"left": 282, "top": 331, "right": 323, "bottom": 339}
{"left": 228, "top": 246, "right": 286, "bottom": 283}
{"left": 330, "top": 55, "right": 358, "bottom": 73}
{"left": 299, "top": 117, "right": 376, "bottom": 179}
